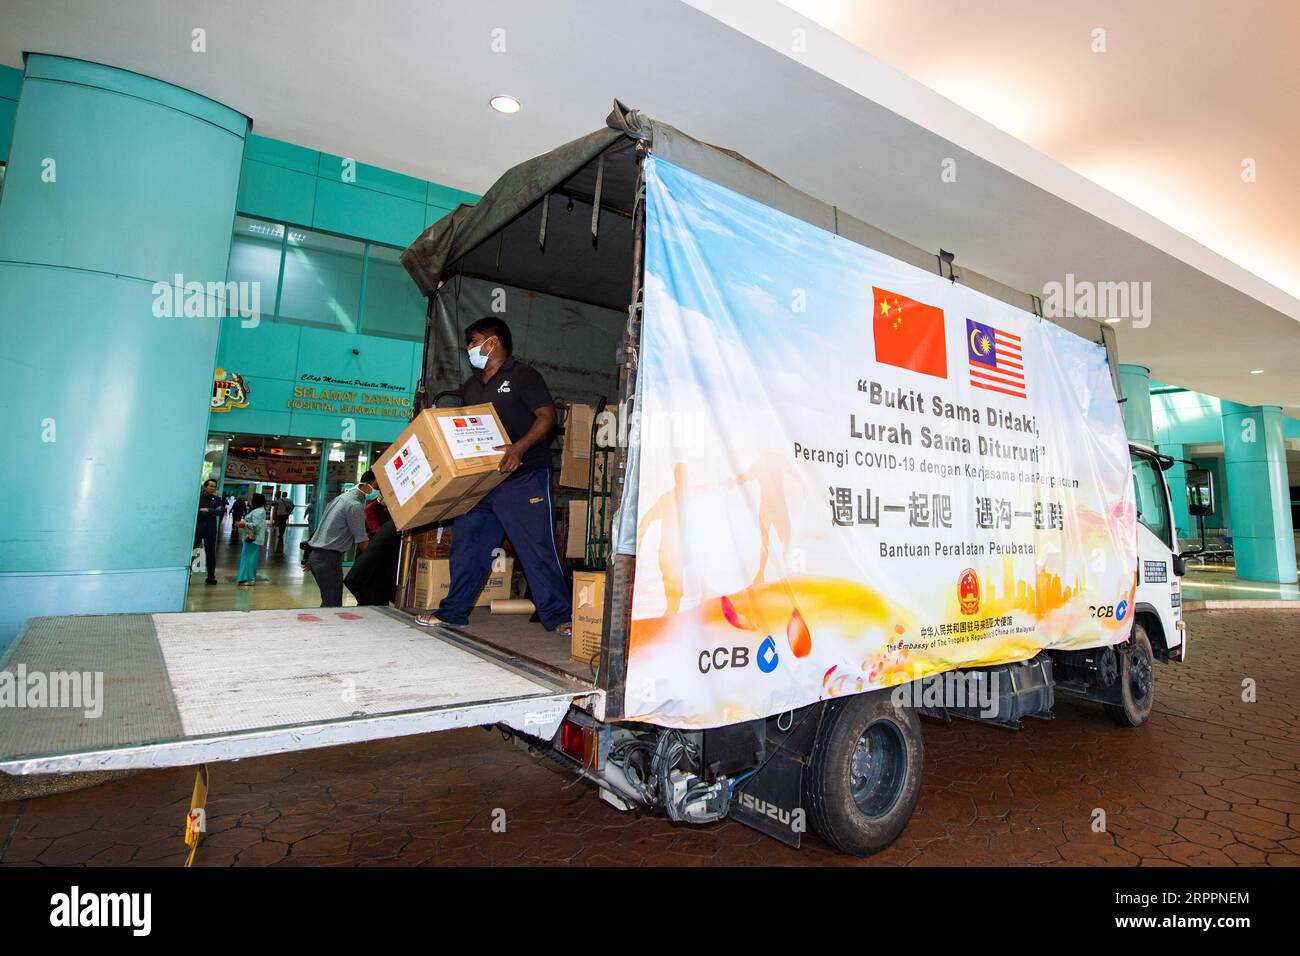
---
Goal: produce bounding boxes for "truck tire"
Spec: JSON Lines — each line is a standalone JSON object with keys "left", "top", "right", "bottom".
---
{"left": 1105, "top": 624, "right": 1155, "bottom": 727}
{"left": 804, "top": 689, "right": 923, "bottom": 856}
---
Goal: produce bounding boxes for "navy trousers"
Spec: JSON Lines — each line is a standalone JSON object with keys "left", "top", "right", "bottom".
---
{"left": 193, "top": 527, "right": 217, "bottom": 582}
{"left": 439, "top": 467, "right": 571, "bottom": 629}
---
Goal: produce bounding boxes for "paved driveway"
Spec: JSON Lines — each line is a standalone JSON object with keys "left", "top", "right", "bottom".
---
{"left": 2, "top": 609, "right": 1297, "bottom": 866}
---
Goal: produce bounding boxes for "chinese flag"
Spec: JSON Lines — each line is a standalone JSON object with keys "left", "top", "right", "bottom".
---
{"left": 872, "top": 286, "right": 948, "bottom": 379}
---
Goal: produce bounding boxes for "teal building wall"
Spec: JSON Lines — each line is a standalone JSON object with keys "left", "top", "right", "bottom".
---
{"left": 1148, "top": 384, "right": 1299, "bottom": 581}
{"left": 237, "top": 133, "right": 477, "bottom": 249}
{"left": 1220, "top": 402, "right": 1299, "bottom": 583}
{"left": 211, "top": 316, "right": 423, "bottom": 443}
{"left": 210, "top": 135, "right": 478, "bottom": 445}
{"left": 0, "top": 56, "right": 249, "bottom": 648}
{"left": 0, "top": 59, "right": 479, "bottom": 650}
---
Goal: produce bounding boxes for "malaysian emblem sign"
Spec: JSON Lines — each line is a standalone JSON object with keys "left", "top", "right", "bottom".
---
{"left": 211, "top": 369, "right": 250, "bottom": 413}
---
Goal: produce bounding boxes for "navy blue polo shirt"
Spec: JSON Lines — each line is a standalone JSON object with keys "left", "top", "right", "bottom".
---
{"left": 459, "top": 356, "right": 555, "bottom": 478}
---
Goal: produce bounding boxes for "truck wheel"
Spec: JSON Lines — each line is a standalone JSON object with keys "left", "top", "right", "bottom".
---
{"left": 1105, "top": 624, "right": 1155, "bottom": 727}
{"left": 804, "top": 690, "right": 923, "bottom": 856}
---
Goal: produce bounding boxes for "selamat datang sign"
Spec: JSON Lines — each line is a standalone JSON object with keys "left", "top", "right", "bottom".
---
{"left": 624, "top": 157, "right": 1137, "bottom": 728}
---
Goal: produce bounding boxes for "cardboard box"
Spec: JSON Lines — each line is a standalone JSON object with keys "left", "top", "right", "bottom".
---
{"left": 375, "top": 405, "right": 506, "bottom": 530}
{"left": 412, "top": 557, "right": 514, "bottom": 610}
{"left": 410, "top": 523, "right": 453, "bottom": 559}
{"left": 571, "top": 571, "right": 605, "bottom": 663}
{"left": 565, "top": 500, "right": 587, "bottom": 559}
{"left": 560, "top": 403, "right": 612, "bottom": 490}
{"left": 565, "top": 499, "right": 614, "bottom": 560}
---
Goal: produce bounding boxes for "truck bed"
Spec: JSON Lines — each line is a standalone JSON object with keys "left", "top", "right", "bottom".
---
{"left": 447, "top": 608, "right": 595, "bottom": 682}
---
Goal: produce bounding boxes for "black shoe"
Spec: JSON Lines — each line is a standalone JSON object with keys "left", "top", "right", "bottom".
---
{"left": 205, "top": 578, "right": 218, "bottom": 585}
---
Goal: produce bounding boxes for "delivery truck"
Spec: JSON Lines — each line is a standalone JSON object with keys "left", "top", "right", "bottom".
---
{"left": 0, "top": 102, "right": 1201, "bottom": 858}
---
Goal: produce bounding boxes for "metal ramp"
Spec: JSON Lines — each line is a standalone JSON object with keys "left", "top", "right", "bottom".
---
{"left": 0, "top": 606, "right": 597, "bottom": 776}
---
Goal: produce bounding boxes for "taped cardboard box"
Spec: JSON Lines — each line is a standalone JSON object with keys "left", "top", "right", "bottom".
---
{"left": 413, "top": 557, "right": 514, "bottom": 610}
{"left": 571, "top": 571, "right": 605, "bottom": 663}
{"left": 374, "top": 405, "right": 506, "bottom": 531}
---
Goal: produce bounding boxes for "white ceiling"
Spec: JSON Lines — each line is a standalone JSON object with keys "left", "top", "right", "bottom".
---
{"left": 2, "top": 0, "right": 1298, "bottom": 413}
{"left": 778, "top": 0, "right": 1300, "bottom": 304}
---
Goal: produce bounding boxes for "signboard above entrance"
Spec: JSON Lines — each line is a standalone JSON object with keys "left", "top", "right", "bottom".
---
{"left": 207, "top": 316, "right": 422, "bottom": 444}
{"left": 288, "top": 381, "right": 412, "bottom": 419}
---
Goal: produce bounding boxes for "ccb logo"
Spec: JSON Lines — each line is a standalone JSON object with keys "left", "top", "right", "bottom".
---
{"left": 958, "top": 568, "right": 980, "bottom": 615}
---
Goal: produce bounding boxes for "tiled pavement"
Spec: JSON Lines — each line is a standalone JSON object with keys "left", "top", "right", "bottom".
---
{"left": 1, "top": 609, "right": 1297, "bottom": 866}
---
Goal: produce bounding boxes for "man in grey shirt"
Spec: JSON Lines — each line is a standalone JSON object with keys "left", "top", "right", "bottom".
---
{"left": 305, "top": 470, "right": 376, "bottom": 607}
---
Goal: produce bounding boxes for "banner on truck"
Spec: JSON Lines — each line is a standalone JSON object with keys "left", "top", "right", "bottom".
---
{"left": 626, "top": 156, "right": 1138, "bottom": 728}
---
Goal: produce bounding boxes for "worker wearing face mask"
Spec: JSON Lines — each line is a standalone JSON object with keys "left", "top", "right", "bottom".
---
{"left": 417, "top": 317, "right": 572, "bottom": 637}
{"left": 305, "top": 470, "right": 375, "bottom": 607}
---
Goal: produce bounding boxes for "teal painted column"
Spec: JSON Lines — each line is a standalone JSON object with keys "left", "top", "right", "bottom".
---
{"left": 0, "top": 56, "right": 249, "bottom": 649}
{"left": 1118, "top": 364, "right": 1154, "bottom": 444}
{"left": 1220, "top": 402, "right": 1298, "bottom": 583}
{"left": 1160, "top": 442, "right": 1190, "bottom": 543}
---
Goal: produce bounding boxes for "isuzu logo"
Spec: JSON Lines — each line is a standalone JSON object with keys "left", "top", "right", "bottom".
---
{"left": 737, "top": 793, "right": 805, "bottom": 832}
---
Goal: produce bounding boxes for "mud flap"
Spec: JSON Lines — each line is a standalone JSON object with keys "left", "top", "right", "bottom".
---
{"left": 729, "top": 750, "right": 805, "bottom": 848}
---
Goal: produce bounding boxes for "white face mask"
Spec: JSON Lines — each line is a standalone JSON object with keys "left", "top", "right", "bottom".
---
{"left": 467, "top": 338, "right": 492, "bottom": 370}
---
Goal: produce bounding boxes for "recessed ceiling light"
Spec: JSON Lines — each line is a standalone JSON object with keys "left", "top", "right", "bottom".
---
{"left": 489, "top": 95, "right": 521, "bottom": 114}
{"left": 1250, "top": 369, "right": 1264, "bottom": 374}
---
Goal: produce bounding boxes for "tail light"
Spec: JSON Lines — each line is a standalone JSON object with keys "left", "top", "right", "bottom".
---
{"left": 558, "top": 717, "right": 597, "bottom": 768}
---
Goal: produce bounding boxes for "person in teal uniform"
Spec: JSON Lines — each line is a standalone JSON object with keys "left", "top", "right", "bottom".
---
{"left": 234, "top": 493, "right": 269, "bottom": 588}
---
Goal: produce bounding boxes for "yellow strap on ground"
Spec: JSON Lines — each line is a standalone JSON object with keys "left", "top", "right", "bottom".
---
{"left": 183, "top": 765, "right": 210, "bottom": 867}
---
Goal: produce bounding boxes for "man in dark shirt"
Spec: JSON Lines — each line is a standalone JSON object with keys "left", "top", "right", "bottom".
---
{"left": 195, "top": 478, "right": 222, "bottom": 585}
{"left": 417, "top": 317, "right": 572, "bottom": 634}
{"left": 272, "top": 491, "right": 295, "bottom": 554}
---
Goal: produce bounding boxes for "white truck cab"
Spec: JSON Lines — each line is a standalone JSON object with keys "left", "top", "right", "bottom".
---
{"left": 1128, "top": 442, "right": 1189, "bottom": 666}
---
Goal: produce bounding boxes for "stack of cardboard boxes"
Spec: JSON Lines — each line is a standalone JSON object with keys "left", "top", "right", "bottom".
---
{"left": 560, "top": 403, "right": 611, "bottom": 662}
{"left": 411, "top": 554, "right": 514, "bottom": 610}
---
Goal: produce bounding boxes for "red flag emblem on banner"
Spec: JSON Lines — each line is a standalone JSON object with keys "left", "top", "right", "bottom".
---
{"left": 872, "top": 287, "right": 948, "bottom": 379}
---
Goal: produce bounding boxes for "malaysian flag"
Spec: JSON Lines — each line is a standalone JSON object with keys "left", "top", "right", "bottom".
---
{"left": 966, "top": 319, "right": 1026, "bottom": 398}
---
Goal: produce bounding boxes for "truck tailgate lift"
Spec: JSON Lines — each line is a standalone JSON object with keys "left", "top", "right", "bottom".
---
{"left": 0, "top": 607, "right": 597, "bottom": 776}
